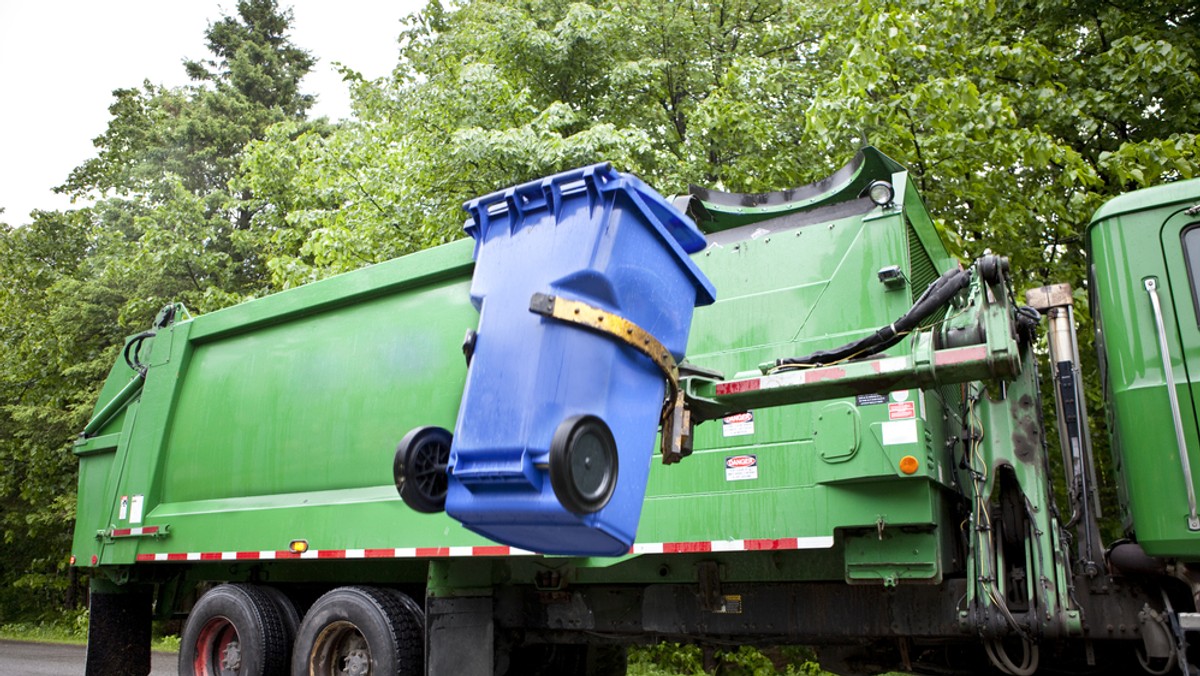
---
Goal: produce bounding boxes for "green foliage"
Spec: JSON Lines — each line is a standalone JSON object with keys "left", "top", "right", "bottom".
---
{"left": 0, "top": 607, "right": 90, "bottom": 644}
{"left": 0, "top": 608, "right": 180, "bottom": 652}
{"left": 628, "top": 643, "right": 829, "bottom": 675}
{"left": 235, "top": 0, "right": 834, "bottom": 286}
{"left": 0, "top": 0, "right": 316, "bottom": 623}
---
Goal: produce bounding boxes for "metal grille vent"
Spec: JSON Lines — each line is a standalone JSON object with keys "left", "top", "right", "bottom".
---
{"left": 908, "top": 220, "right": 946, "bottom": 327}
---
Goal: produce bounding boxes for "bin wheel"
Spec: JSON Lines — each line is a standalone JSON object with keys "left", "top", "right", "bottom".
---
{"left": 394, "top": 426, "right": 452, "bottom": 513}
{"left": 549, "top": 415, "right": 619, "bottom": 515}
{"left": 179, "top": 583, "right": 290, "bottom": 676}
{"left": 291, "top": 586, "right": 423, "bottom": 676}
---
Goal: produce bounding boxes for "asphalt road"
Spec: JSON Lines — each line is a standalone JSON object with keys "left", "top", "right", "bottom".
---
{"left": 0, "top": 640, "right": 177, "bottom": 675}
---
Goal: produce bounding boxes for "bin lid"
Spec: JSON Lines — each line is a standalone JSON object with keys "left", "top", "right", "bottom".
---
{"left": 463, "top": 163, "right": 716, "bottom": 306}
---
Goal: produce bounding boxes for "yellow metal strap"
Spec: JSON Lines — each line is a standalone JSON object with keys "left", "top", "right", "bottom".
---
{"left": 529, "top": 292, "right": 691, "bottom": 463}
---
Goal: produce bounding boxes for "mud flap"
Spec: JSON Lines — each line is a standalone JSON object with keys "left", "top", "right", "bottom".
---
{"left": 427, "top": 596, "right": 493, "bottom": 676}
{"left": 85, "top": 581, "right": 152, "bottom": 676}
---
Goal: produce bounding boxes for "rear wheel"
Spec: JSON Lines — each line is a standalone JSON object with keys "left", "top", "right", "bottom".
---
{"left": 291, "top": 586, "right": 423, "bottom": 676}
{"left": 258, "top": 586, "right": 300, "bottom": 642}
{"left": 179, "top": 584, "right": 290, "bottom": 676}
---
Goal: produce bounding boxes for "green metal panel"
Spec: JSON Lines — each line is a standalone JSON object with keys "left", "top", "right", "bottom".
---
{"left": 1086, "top": 178, "right": 1200, "bottom": 556}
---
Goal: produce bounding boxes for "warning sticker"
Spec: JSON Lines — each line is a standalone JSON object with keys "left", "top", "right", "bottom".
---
{"left": 118, "top": 496, "right": 129, "bottom": 521}
{"left": 888, "top": 401, "right": 916, "bottom": 420}
{"left": 855, "top": 393, "right": 887, "bottom": 406}
{"left": 725, "top": 455, "right": 759, "bottom": 481}
{"left": 129, "top": 495, "right": 144, "bottom": 525}
{"left": 722, "top": 411, "right": 755, "bottom": 437}
{"left": 882, "top": 420, "right": 919, "bottom": 445}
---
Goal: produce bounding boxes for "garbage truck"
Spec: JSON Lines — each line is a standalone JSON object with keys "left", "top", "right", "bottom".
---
{"left": 72, "top": 147, "right": 1200, "bottom": 676}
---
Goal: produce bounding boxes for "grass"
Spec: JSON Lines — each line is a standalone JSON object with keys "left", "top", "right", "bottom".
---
{"left": 0, "top": 609, "right": 180, "bottom": 652}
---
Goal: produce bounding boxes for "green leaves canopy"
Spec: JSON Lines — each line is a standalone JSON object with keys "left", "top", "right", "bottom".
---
{"left": 0, "top": 0, "right": 315, "bottom": 619}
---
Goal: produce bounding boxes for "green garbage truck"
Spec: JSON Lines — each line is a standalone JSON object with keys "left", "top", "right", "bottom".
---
{"left": 73, "top": 147, "right": 1200, "bottom": 675}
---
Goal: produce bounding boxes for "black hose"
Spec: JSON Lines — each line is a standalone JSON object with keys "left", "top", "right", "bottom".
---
{"left": 123, "top": 331, "right": 156, "bottom": 376}
{"left": 775, "top": 267, "right": 972, "bottom": 368}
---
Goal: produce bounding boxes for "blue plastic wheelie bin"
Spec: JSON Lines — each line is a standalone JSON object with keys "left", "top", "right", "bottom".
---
{"left": 445, "top": 162, "right": 715, "bottom": 556}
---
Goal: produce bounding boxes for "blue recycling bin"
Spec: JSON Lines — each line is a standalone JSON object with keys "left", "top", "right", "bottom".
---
{"left": 445, "top": 163, "right": 716, "bottom": 556}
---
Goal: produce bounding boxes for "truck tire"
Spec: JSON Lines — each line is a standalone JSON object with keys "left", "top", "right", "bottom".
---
{"left": 179, "top": 583, "right": 290, "bottom": 676}
{"left": 291, "top": 586, "right": 423, "bottom": 676}
{"left": 259, "top": 585, "right": 301, "bottom": 642}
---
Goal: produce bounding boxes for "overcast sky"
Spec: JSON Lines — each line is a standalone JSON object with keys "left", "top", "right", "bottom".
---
{"left": 0, "top": 0, "right": 428, "bottom": 225}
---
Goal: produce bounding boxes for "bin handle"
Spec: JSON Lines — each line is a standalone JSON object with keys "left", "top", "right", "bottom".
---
{"left": 529, "top": 292, "right": 693, "bottom": 464}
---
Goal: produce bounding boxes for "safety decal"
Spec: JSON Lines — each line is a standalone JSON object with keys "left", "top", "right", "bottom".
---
{"left": 129, "top": 495, "right": 144, "bottom": 524}
{"left": 855, "top": 393, "right": 887, "bottom": 406}
{"left": 118, "top": 496, "right": 129, "bottom": 521}
{"left": 725, "top": 454, "right": 759, "bottom": 481}
{"left": 882, "top": 420, "right": 918, "bottom": 445}
{"left": 888, "top": 401, "right": 915, "bottom": 420}
{"left": 722, "top": 411, "right": 755, "bottom": 437}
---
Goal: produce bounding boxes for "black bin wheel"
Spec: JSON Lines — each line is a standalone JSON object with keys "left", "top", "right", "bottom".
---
{"left": 394, "top": 426, "right": 452, "bottom": 513}
{"left": 549, "top": 415, "right": 619, "bottom": 515}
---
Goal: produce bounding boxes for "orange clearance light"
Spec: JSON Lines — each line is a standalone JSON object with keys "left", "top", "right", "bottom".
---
{"left": 289, "top": 539, "right": 309, "bottom": 554}
{"left": 899, "top": 455, "right": 920, "bottom": 475}
{"left": 69, "top": 555, "right": 76, "bottom": 566}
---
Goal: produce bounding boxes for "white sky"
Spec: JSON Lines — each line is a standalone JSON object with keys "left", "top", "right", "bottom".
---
{"left": 0, "top": 0, "right": 428, "bottom": 225}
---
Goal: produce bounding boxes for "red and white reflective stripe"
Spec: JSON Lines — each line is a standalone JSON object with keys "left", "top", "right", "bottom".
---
{"left": 134, "top": 545, "right": 538, "bottom": 563}
{"left": 110, "top": 526, "right": 160, "bottom": 537}
{"left": 132, "top": 537, "right": 833, "bottom": 563}
{"left": 630, "top": 536, "right": 834, "bottom": 555}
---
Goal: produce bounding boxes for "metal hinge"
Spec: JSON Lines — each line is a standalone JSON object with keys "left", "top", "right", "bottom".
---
{"left": 529, "top": 292, "right": 693, "bottom": 463}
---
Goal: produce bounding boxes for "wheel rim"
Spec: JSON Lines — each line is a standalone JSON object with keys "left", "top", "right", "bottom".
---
{"left": 549, "top": 415, "right": 618, "bottom": 514}
{"left": 193, "top": 617, "right": 242, "bottom": 676}
{"left": 395, "top": 426, "right": 453, "bottom": 512}
{"left": 311, "top": 620, "right": 373, "bottom": 676}
{"left": 409, "top": 435, "right": 450, "bottom": 502}
{"left": 568, "top": 427, "right": 612, "bottom": 502}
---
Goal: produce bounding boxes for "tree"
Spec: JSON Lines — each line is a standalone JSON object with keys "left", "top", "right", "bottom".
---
{"left": 59, "top": 0, "right": 318, "bottom": 310}
{"left": 0, "top": 209, "right": 117, "bottom": 617}
{"left": 0, "top": 0, "right": 318, "bottom": 622}
{"left": 798, "top": 0, "right": 1199, "bottom": 535}
{"left": 237, "top": 0, "right": 836, "bottom": 286}
{"left": 63, "top": 0, "right": 315, "bottom": 199}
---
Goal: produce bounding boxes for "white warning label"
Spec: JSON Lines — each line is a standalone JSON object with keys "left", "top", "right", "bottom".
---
{"left": 882, "top": 420, "right": 918, "bottom": 446}
{"left": 725, "top": 455, "right": 759, "bottom": 481}
{"left": 722, "top": 411, "right": 755, "bottom": 437}
{"left": 129, "top": 495, "right": 144, "bottom": 524}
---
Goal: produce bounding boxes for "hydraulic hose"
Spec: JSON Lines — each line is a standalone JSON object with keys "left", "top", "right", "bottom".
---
{"left": 122, "top": 330, "right": 156, "bottom": 376}
{"left": 775, "top": 267, "right": 972, "bottom": 368}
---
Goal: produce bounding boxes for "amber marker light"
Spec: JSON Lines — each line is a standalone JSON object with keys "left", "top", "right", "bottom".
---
{"left": 289, "top": 539, "right": 309, "bottom": 554}
{"left": 899, "top": 455, "right": 920, "bottom": 475}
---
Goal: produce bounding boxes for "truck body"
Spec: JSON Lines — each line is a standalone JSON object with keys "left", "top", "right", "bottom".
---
{"left": 73, "top": 148, "right": 1200, "bottom": 676}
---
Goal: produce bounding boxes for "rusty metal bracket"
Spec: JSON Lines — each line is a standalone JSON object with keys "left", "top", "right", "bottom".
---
{"left": 529, "top": 292, "right": 692, "bottom": 464}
